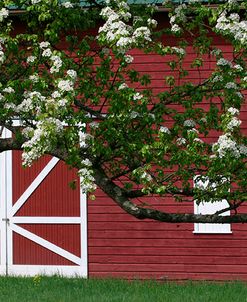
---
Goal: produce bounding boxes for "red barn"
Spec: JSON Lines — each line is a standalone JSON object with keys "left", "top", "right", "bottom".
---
{"left": 1, "top": 4, "right": 247, "bottom": 281}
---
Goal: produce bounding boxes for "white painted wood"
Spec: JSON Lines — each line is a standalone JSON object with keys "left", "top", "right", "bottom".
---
{"left": 5, "top": 130, "right": 13, "bottom": 275}
{"left": 193, "top": 176, "right": 231, "bottom": 234}
{"left": 80, "top": 185, "right": 88, "bottom": 275}
{"left": 11, "top": 157, "right": 60, "bottom": 216}
{"left": 0, "top": 131, "right": 6, "bottom": 273}
{"left": 0, "top": 128, "right": 12, "bottom": 274}
{"left": 8, "top": 265, "right": 87, "bottom": 277}
{"left": 12, "top": 217, "right": 81, "bottom": 224}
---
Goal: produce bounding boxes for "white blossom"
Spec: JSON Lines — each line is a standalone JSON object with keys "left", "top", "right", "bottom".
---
{"left": 89, "top": 121, "right": 99, "bottom": 129}
{"left": 67, "top": 69, "right": 77, "bottom": 79}
{"left": 176, "top": 137, "right": 186, "bottom": 145}
{"left": 17, "top": 91, "right": 45, "bottom": 113}
{"left": 42, "top": 48, "right": 52, "bottom": 58}
{"left": 217, "top": 58, "right": 232, "bottom": 67}
{"left": 226, "top": 117, "right": 241, "bottom": 131}
{"left": 159, "top": 126, "right": 171, "bottom": 134}
{"left": 31, "top": 0, "right": 41, "bottom": 4}
{"left": 123, "top": 54, "right": 133, "bottom": 64}
{"left": 212, "top": 75, "right": 223, "bottom": 83}
{"left": 81, "top": 159, "right": 92, "bottom": 166}
{"left": 171, "top": 24, "right": 181, "bottom": 33}
{"left": 234, "top": 64, "right": 243, "bottom": 71}
{"left": 238, "top": 145, "right": 247, "bottom": 156}
{"left": 51, "top": 91, "right": 61, "bottom": 98}
{"left": 225, "top": 82, "right": 237, "bottom": 90}
{"left": 39, "top": 41, "right": 50, "bottom": 49}
{"left": 213, "top": 134, "right": 240, "bottom": 158}
{"left": 188, "top": 128, "right": 199, "bottom": 134}
{"left": 133, "top": 92, "right": 143, "bottom": 101}
{"left": 140, "top": 171, "right": 152, "bottom": 182}
{"left": 0, "top": 8, "right": 9, "bottom": 22}
{"left": 27, "top": 56, "right": 36, "bottom": 63}
{"left": 0, "top": 50, "right": 5, "bottom": 64}
{"left": 3, "top": 87, "right": 14, "bottom": 94}
{"left": 211, "top": 48, "right": 222, "bottom": 56}
{"left": 118, "top": 83, "right": 128, "bottom": 90}
{"left": 62, "top": 1, "right": 73, "bottom": 8}
{"left": 215, "top": 12, "right": 247, "bottom": 46}
{"left": 183, "top": 119, "right": 196, "bottom": 128}
{"left": 147, "top": 18, "right": 158, "bottom": 28}
{"left": 50, "top": 55, "right": 63, "bottom": 73}
{"left": 227, "top": 107, "right": 239, "bottom": 116}
{"left": 171, "top": 47, "right": 186, "bottom": 56}
{"left": 57, "top": 79, "right": 74, "bottom": 92}
{"left": 58, "top": 98, "right": 68, "bottom": 107}
{"left": 130, "top": 111, "right": 139, "bottom": 119}
{"left": 79, "top": 132, "right": 92, "bottom": 147}
{"left": 78, "top": 165, "right": 96, "bottom": 193}
{"left": 236, "top": 92, "right": 243, "bottom": 99}
{"left": 29, "top": 74, "right": 39, "bottom": 83}
{"left": 21, "top": 127, "right": 33, "bottom": 139}
{"left": 133, "top": 27, "right": 152, "bottom": 42}
{"left": 22, "top": 118, "right": 64, "bottom": 166}
{"left": 98, "top": 1, "right": 155, "bottom": 52}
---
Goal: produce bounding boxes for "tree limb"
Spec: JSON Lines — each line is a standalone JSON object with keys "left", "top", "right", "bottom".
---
{"left": 93, "top": 165, "right": 247, "bottom": 224}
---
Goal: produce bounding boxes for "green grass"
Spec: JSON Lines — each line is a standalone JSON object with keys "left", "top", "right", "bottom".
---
{"left": 0, "top": 276, "right": 246, "bottom": 302}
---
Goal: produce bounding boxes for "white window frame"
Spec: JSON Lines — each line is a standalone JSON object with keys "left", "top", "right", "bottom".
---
{"left": 193, "top": 176, "right": 231, "bottom": 234}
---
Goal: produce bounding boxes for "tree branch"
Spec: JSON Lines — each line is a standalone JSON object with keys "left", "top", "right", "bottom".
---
{"left": 93, "top": 165, "right": 247, "bottom": 224}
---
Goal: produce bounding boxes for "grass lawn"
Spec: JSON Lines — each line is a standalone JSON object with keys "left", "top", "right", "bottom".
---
{"left": 0, "top": 276, "right": 246, "bottom": 302}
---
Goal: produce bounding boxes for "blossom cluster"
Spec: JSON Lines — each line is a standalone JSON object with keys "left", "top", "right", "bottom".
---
{"left": 212, "top": 133, "right": 247, "bottom": 158}
{"left": 212, "top": 107, "right": 247, "bottom": 158}
{"left": 215, "top": 12, "right": 247, "bottom": 46}
{"left": 98, "top": 0, "right": 155, "bottom": 52}
{"left": 22, "top": 118, "right": 64, "bottom": 166}
{"left": 78, "top": 159, "right": 97, "bottom": 193}
{"left": 0, "top": 8, "right": 9, "bottom": 22}
{"left": 38, "top": 41, "right": 65, "bottom": 74}
{"left": 169, "top": 4, "right": 187, "bottom": 33}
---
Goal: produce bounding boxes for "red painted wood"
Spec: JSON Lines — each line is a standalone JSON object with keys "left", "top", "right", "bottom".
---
{"left": 18, "top": 224, "right": 81, "bottom": 257}
{"left": 12, "top": 151, "right": 51, "bottom": 203}
{"left": 13, "top": 232, "right": 75, "bottom": 266}
{"left": 12, "top": 152, "right": 82, "bottom": 267}
{"left": 13, "top": 155, "right": 80, "bottom": 217}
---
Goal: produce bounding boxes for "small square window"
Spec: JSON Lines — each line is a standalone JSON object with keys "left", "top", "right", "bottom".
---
{"left": 193, "top": 176, "right": 231, "bottom": 234}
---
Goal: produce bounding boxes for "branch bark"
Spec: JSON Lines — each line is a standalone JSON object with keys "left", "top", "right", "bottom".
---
{"left": 93, "top": 165, "right": 247, "bottom": 224}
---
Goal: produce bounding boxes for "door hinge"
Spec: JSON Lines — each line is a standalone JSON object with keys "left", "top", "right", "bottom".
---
{"left": 2, "top": 218, "right": 9, "bottom": 223}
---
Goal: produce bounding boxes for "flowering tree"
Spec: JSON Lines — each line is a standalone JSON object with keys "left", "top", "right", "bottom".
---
{"left": 0, "top": 0, "right": 247, "bottom": 223}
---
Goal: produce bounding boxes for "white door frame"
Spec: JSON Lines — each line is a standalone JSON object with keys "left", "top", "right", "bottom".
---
{"left": 0, "top": 128, "right": 88, "bottom": 277}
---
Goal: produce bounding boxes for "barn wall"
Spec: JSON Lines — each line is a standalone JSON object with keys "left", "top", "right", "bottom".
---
{"left": 7, "top": 14, "right": 247, "bottom": 280}
{"left": 87, "top": 24, "right": 247, "bottom": 280}
{"left": 88, "top": 191, "right": 247, "bottom": 281}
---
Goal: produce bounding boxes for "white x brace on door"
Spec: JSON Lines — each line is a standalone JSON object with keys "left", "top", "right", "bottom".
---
{"left": 0, "top": 128, "right": 88, "bottom": 277}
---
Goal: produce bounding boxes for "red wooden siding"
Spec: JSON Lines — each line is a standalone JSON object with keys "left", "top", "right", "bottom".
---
{"left": 87, "top": 34, "right": 247, "bottom": 280}
{"left": 88, "top": 191, "right": 247, "bottom": 280}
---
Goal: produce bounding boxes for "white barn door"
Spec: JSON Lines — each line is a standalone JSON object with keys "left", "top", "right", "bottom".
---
{"left": 0, "top": 128, "right": 87, "bottom": 277}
